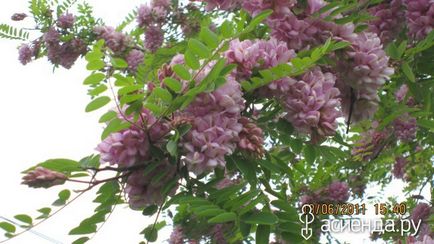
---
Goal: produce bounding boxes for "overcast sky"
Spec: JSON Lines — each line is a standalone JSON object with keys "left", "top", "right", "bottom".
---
{"left": 0, "top": 1, "right": 429, "bottom": 244}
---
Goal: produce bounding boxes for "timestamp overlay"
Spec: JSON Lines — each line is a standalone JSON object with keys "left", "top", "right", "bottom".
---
{"left": 298, "top": 203, "right": 422, "bottom": 241}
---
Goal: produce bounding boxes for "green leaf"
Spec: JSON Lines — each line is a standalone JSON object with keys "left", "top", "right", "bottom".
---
{"left": 88, "top": 84, "right": 108, "bottom": 97}
{"left": 86, "top": 60, "right": 105, "bottom": 71}
{"left": 163, "top": 78, "right": 182, "bottom": 93}
{"left": 185, "top": 50, "right": 200, "bottom": 70}
{"left": 101, "top": 118, "right": 131, "bottom": 140}
{"left": 142, "top": 205, "right": 158, "bottom": 216}
{"left": 177, "top": 124, "right": 192, "bottom": 137}
{"left": 99, "top": 110, "right": 117, "bottom": 123}
{"left": 417, "top": 119, "right": 434, "bottom": 131}
{"left": 200, "top": 27, "right": 219, "bottom": 49}
{"left": 303, "top": 144, "right": 316, "bottom": 164}
{"left": 85, "top": 96, "right": 111, "bottom": 112}
{"left": 14, "top": 215, "right": 32, "bottom": 225}
{"left": 256, "top": 225, "right": 270, "bottom": 244}
{"left": 188, "top": 39, "right": 211, "bottom": 59}
{"left": 53, "top": 189, "right": 71, "bottom": 206}
{"left": 231, "top": 156, "right": 256, "bottom": 185}
{"left": 85, "top": 50, "right": 103, "bottom": 62}
{"left": 172, "top": 64, "right": 191, "bottom": 80}
{"left": 0, "top": 222, "right": 15, "bottom": 233}
{"left": 37, "top": 207, "right": 52, "bottom": 219}
{"left": 196, "top": 208, "right": 226, "bottom": 217}
{"left": 152, "top": 87, "right": 173, "bottom": 103}
{"left": 220, "top": 20, "right": 233, "bottom": 38}
{"left": 69, "top": 224, "right": 97, "bottom": 235}
{"left": 208, "top": 212, "right": 237, "bottom": 224}
{"left": 111, "top": 58, "right": 128, "bottom": 68}
{"left": 144, "top": 226, "right": 158, "bottom": 242}
{"left": 241, "top": 212, "right": 278, "bottom": 225}
{"left": 83, "top": 73, "right": 105, "bottom": 85}
{"left": 402, "top": 62, "right": 415, "bottom": 82}
{"left": 166, "top": 140, "right": 178, "bottom": 157}
{"left": 72, "top": 237, "right": 90, "bottom": 244}
{"left": 243, "top": 9, "right": 273, "bottom": 34}
{"left": 28, "top": 159, "right": 82, "bottom": 174}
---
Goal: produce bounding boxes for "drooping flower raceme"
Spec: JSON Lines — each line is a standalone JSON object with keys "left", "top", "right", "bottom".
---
{"left": 403, "top": 0, "right": 434, "bottom": 40}
{"left": 393, "top": 115, "right": 417, "bottom": 142}
{"left": 169, "top": 226, "right": 184, "bottom": 244}
{"left": 337, "top": 32, "right": 394, "bottom": 122}
{"left": 22, "top": 167, "right": 67, "bottom": 188}
{"left": 125, "top": 159, "right": 177, "bottom": 209}
{"left": 238, "top": 117, "right": 265, "bottom": 157}
{"left": 410, "top": 203, "right": 432, "bottom": 224}
{"left": 126, "top": 49, "right": 145, "bottom": 72}
{"left": 57, "top": 13, "right": 75, "bottom": 29}
{"left": 367, "top": 0, "right": 405, "bottom": 43}
{"left": 392, "top": 156, "right": 408, "bottom": 179}
{"left": 299, "top": 181, "right": 350, "bottom": 205}
{"left": 94, "top": 26, "right": 131, "bottom": 54}
{"left": 96, "top": 108, "right": 169, "bottom": 167}
{"left": 281, "top": 67, "right": 341, "bottom": 137}
{"left": 166, "top": 55, "right": 245, "bottom": 174}
{"left": 18, "top": 44, "right": 33, "bottom": 65}
{"left": 145, "top": 25, "right": 164, "bottom": 52}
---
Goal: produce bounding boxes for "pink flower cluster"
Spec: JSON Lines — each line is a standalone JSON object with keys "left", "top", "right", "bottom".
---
{"left": 22, "top": 167, "right": 67, "bottom": 188}
{"left": 393, "top": 115, "right": 417, "bottom": 142}
{"left": 338, "top": 32, "right": 394, "bottom": 122}
{"left": 367, "top": 0, "right": 404, "bottom": 43}
{"left": 11, "top": 13, "right": 27, "bottom": 21}
{"left": 403, "top": 0, "right": 434, "bottom": 40}
{"left": 169, "top": 226, "right": 184, "bottom": 244}
{"left": 44, "top": 27, "right": 87, "bottom": 69}
{"left": 57, "top": 13, "right": 75, "bottom": 29}
{"left": 281, "top": 67, "right": 341, "bottom": 137}
{"left": 125, "top": 159, "right": 177, "bottom": 209}
{"left": 212, "top": 224, "right": 226, "bottom": 244}
{"left": 225, "top": 38, "right": 296, "bottom": 93}
{"left": 94, "top": 26, "right": 131, "bottom": 54}
{"left": 166, "top": 55, "right": 245, "bottom": 174}
{"left": 18, "top": 44, "right": 33, "bottom": 65}
{"left": 300, "top": 181, "right": 350, "bottom": 206}
{"left": 96, "top": 108, "right": 169, "bottom": 167}
{"left": 392, "top": 156, "right": 408, "bottom": 179}
{"left": 126, "top": 49, "right": 145, "bottom": 72}
{"left": 137, "top": 0, "right": 171, "bottom": 52}
{"left": 410, "top": 203, "right": 432, "bottom": 223}
{"left": 238, "top": 117, "right": 264, "bottom": 157}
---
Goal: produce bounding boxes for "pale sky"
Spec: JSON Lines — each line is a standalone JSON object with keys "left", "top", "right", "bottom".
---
{"left": 0, "top": 1, "right": 429, "bottom": 244}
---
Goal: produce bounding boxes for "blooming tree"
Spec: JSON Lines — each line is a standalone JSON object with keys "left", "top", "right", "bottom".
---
{"left": 1, "top": 0, "right": 433, "bottom": 243}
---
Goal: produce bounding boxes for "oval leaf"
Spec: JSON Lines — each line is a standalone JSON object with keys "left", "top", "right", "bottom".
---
{"left": 85, "top": 96, "right": 111, "bottom": 112}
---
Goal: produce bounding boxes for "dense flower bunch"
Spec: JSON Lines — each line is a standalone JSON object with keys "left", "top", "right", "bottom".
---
{"left": 403, "top": 0, "right": 434, "bottom": 40}
{"left": 300, "top": 181, "right": 350, "bottom": 206}
{"left": 281, "top": 67, "right": 341, "bottom": 138}
{"left": 367, "top": 0, "right": 405, "bottom": 43}
{"left": 137, "top": 0, "right": 171, "bottom": 52}
{"left": 6, "top": 0, "right": 434, "bottom": 243}
{"left": 337, "top": 32, "right": 394, "bottom": 122}
{"left": 125, "top": 159, "right": 177, "bottom": 209}
{"left": 392, "top": 156, "right": 408, "bottom": 179}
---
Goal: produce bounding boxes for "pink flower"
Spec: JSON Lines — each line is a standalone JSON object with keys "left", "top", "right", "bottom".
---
{"left": 395, "top": 84, "right": 409, "bottom": 102}
{"left": 125, "top": 160, "right": 178, "bottom": 209}
{"left": 126, "top": 49, "right": 144, "bottom": 72}
{"left": 410, "top": 203, "right": 432, "bottom": 223}
{"left": 94, "top": 26, "right": 131, "bottom": 54}
{"left": 337, "top": 32, "right": 394, "bottom": 122}
{"left": 281, "top": 67, "right": 341, "bottom": 137}
{"left": 22, "top": 167, "right": 67, "bottom": 188}
{"left": 145, "top": 25, "right": 164, "bottom": 52}
{"left": 403, "top": 0, "right": 434, "bottom": 40}
{"left": 11, "top": 13, "right": 27, "bottom": 21}
{"left": 242, "top": 0, "right": 296, "bottom": 16}
{"left": 169, "top": 226, "right": 184, "bottom": 244}
{"left": 393, "top": 114, "right": 417, "bottom": 142}
{"left": 212, "top": 224, "right": 226, "bottom": 244}
{"left": 367, "top": 0, "right": 405, "bottom": 43}
{"left": 96, "top": 108, "right": 169, "bottom": 167}
{"left": 392, "top": 156, "right": 408, "bottom": 179}
{"left": 238, "top": 117, "right": 265, "bottom": 157}
{"left": 18, "top": 44, "right": 33, "bottom": 65}
{"left": 57, "top": 13, "right": 75, "bottom": 29}
{"left": 325, "top": 181, "right": 350, "bottom": 203}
